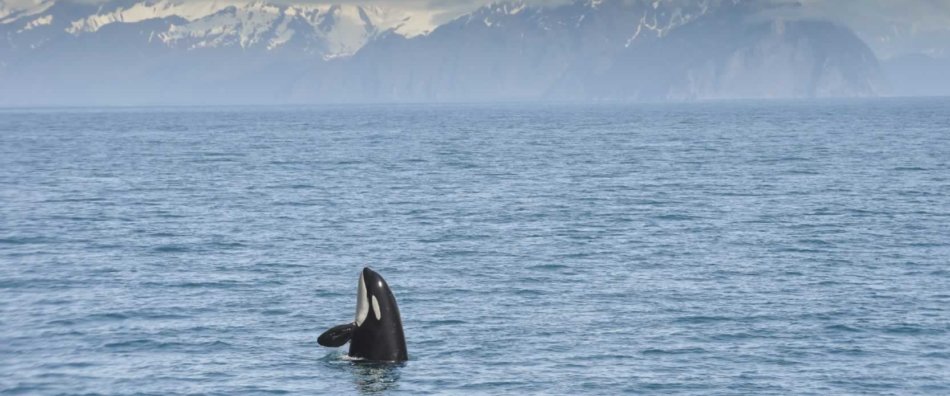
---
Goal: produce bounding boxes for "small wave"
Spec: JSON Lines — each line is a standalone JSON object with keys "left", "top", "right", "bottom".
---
{"left": 44, "top": 215, "right": 98, "bottom": 221}
{"left": 752, "top": 156, "right": 809, "bottom": 164}
{"left": 46, "top": 318, "right": 76, "bottom": 326}
{"left": 641, "top": 347, "right": 706, "bottom": 355}
{"left": 86, "top": 312, "right": 130, "bottom": 321}
{"left": 2, "top": 384, "right": 51, "bottom": 394}
{"left": 845, "top": 208, "right": 883, "bottom": 216}
{"left": 140, "top": 312, "right": 192, "bottom": 320}
{"left": 339, "top": 354, "right": 365, "bottom": 362}
{"left": 528, "top": 263, "right": 569, "bottom": 270}
{"left": 42, "top": 197, "right": 106, "bottom": 203}
{"left": 189, "top": 158, "right": 237, "bottom": 164}
{"left": 426, "top": 319, "right": 466, "bottom": 325}
{"left": 41, "top": 361, "right": 95, "bottom": 369}
{"left": 195, "top": 151, "right": 239, "bottom": 157}
{"left": 786, "top": 169, "right": 820, "bottom": 175}
{"left": 460, "top": 380, "right": 529, "bottom": 390}
{"left": 104, "top": 339, "right": 232, "bottom": 351}
{"left": 713, "top": 191, "right": 761, "bottom": 197}
{"left": 441, "top": 250, "right": 483, "bottom": 257}
{"left": 210, "top": 241, "right": 248, "bottom": 249}
{"left": 826, "top": 347, "right": 867, "bottom": 356}
{"left": 334, "top": 160, "right": 363, "bottom": 166}
{"left": 103, "top": 339, "right": 160, "bottom": 349}
{"left": 773, "top": 247, "right": 825, "bottom": 253}
{"left": 167, "top": 281, "right": 241, "bottom": 289}
{"left": 200, "top": 371, "right": 236, "bottom": 379}
{"left": 0, "top": 236, "right": 56, "bottom": 245}
{"left": 825, "top": 324, "right": 863, "bottom": 332}
{"left": 797, "top": 238, "right": 833, "bottom": 246}
{"left": 884, "top": 325, "right": 929, "bottom": 335}
{"left": 711, "top": 332, "right": 768, "bottom": 341}
{"left": 233, "top": 387, "right": 290, "bottom": 395}
{"left": 254, "top": 262, "right": 310, "bottom": 269}
{"left": 141, "top": 280, "right": 248, "bottom": 290}
{"left": 556, "top": 253, "right": 592, "bottom": 259}
{"left": 261, "top": 183, "right": 315, "bottom": 189}
{"left": 148, "top": 231, "right": 181, "bottom": 237}
{"left": 652, "top": 214, "right": 700, "bottom": 221}
{"left": 907, "top": 242, "right": 949, "bottom": 248}
{"left": 261, "top": 309, "right": 292, "bottom": 316}
{"left": 513, "top": 288, "right": 544, "bottom": 296}
{"left": 150, "top": 212, "right": 187, "bottom": 219}
{"left": 268, "top": 160, "right": 307, "bottom": 166}
{"left": 152, "top": 244, "right": 190, "bottom": 253}
{"left": 272, "top": 201, "right": 320, "bottom": 207}
{"left": 673, "top": 315, "right": 732, "bottom": 324}
{"left": 89, "top": 244, "right": 123, "bottom": 251}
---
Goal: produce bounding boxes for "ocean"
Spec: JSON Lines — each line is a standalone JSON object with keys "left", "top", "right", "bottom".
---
{"left": 1, "top": 99, "right": 948, "bottom": 394}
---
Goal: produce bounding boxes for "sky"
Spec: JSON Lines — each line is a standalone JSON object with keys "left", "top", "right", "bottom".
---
{"left": 793, "top": 0, "right": 950, "bottom": 57}
{"left": 2, "top": 0, "right": 949, "bottom": 57}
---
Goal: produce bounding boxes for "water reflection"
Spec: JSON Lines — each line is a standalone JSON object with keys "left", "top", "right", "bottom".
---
{"left": 349, "top": 361, "right": 403, "bottom": 394}
{"left": 321, "top": 352, "right": 403, "bottom": 394}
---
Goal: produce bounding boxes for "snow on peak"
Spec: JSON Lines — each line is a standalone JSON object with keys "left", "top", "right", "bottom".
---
{"left": 360, "top": 4, "right": 436, "bottom": 38}
{"left": 19, "top": 14, "right": 52, "bottom": 32}
{"left": 0, "top": 0, "right": 53, "bottom": 25}
{"left": 65, "top": 0, "right": 248, "bottom": 35}
{"left": 55, "top": 1, "right": 436, "bottom": 57}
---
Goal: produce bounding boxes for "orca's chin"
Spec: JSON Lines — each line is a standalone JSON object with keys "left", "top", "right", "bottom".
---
{"left": 355, "top": 269, "right": 370, "bottom": 326}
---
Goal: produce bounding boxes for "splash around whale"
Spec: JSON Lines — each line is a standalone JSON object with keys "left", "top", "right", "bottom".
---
{"left": 318, "top": 267, "right": 408, "bottom": 362}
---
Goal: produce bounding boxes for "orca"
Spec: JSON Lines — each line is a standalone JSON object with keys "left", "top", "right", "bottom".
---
{"left": 318, "top": 267, "right": 408, "bottom": 362}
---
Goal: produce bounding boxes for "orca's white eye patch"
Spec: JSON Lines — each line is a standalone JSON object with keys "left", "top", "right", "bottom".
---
{"left": 355, "top": 274, "right": 369, "bottom": 326}
{"left": 371, "top": 295, "right": 381, "bottom": 321}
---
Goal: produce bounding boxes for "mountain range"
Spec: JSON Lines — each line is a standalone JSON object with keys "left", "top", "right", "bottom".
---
{"left": 0, "top": 0, "right": 909, "bottom": 105}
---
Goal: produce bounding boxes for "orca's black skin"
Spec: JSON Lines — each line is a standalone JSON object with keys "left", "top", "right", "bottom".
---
{"left": 318, "top": 267, "right": 408, "bottom": 362}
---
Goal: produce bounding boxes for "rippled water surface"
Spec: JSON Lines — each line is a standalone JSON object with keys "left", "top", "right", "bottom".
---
{"left": 1, "top": 100, "right": 949, "bottom": 394}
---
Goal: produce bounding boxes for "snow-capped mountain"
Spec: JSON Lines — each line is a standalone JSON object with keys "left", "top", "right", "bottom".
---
{"left": 2, "top": 0, "right": 436, "bottom": 58}
{"left": 0, "top": 0, "right": 891, "bottom": 105}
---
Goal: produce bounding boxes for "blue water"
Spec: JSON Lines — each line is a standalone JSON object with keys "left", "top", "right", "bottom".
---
{"left": 1, "top": 100, "right": 949, "bottom": 394}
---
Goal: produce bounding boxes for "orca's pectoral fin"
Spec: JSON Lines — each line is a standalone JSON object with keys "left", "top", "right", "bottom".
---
{"left": 318, "top": 323, "right": 355, "bottom": 347}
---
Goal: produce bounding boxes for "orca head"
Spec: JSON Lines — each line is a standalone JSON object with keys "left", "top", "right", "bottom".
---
{"left": 355, "top": 267, "right": 399, "bottom": 328}
{"left": 318, "top": 267, "right": 407, "bottom": 362}
{"left": 350, "top": 267, "right": 408, "bottom": 362}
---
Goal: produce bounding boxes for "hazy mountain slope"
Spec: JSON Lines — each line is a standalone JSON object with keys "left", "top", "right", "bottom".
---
{"left": 0, "top": 0, "right": 889, "bottom": 105}
{"left": 291, "top": 0, "right": 886, "bottom": 102}
{"left": 588, "top": 13, "right": 886, "bottom": 99}
{"left": 0, "top": 0, "right": 435, "bottom": 105}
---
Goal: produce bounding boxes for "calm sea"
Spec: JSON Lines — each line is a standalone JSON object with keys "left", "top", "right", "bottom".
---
{"left": 1, "top": 100, "right": 948, "bottom": 394}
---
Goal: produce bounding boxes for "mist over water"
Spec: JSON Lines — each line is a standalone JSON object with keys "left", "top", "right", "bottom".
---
{"left": 1, "top": 99, "right": 948, "bottom": 394}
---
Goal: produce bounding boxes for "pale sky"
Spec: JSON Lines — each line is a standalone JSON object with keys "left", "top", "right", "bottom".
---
{"left": 793, "top": 0, "right": 950, "bottom": 57}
